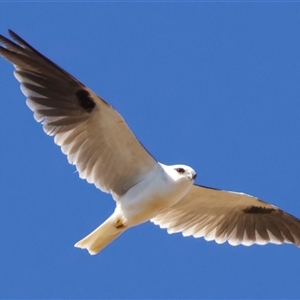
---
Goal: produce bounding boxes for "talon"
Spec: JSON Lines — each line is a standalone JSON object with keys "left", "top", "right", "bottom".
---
{"left": 115, "top": 219, "right": 126, "bottom": 229}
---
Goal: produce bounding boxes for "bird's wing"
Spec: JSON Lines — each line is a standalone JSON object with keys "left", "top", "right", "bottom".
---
{"left": 0, "top": 30, "right": 157, "bottom": 198}
{"left": 151, "top": 184, "right": 300, "bottom": 247}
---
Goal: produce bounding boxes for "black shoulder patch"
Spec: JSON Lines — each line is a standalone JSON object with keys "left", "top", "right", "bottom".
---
{"left": 243, "top": 206, "right": 276, "bottom": 214}
{"left": 76, "top": 89, "right": 96, "bottom": 113}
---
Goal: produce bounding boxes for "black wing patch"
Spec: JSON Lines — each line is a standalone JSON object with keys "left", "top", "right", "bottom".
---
{"left": 76, "top": 89, "right": 96, "bottom": 113}
{"left": 243, "top": 206, "right": 276, "bottom": 214}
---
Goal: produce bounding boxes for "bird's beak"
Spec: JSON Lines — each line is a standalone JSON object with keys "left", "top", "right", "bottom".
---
{"left": 189, "top": 173, "right": 197, "bottom": 181}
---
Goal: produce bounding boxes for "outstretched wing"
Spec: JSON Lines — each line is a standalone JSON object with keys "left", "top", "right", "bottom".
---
{"left": 151, "top": 184, "right": 300, "bottom": 247}
{"left": 0, "top": 30, "right": 157, "bottom": 199}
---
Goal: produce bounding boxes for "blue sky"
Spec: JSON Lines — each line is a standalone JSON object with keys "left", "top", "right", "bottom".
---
{"left": 1, "top": 2, "right": 300, "bottom": 299}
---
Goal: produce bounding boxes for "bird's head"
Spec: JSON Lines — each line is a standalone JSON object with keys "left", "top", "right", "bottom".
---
{"left": 160, "top": 164, "right": 197, "bottom": 184}
{"left": 158, "top": 163, "right": 197, "bottom": 200}
{"left": 171, "top": 165, "right": 197, "bottom": 182}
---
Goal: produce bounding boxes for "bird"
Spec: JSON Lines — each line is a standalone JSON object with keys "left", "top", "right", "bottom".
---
{"left": 1, "top": 30, "right": 300, "bottom": 255}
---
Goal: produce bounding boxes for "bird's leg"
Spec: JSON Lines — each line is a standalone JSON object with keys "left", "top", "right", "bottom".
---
{"left": 115, "top": 218, "right": 126, "bottom": 229}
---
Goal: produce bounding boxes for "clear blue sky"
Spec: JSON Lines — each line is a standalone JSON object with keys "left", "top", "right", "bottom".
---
{"left": 1, "top": 2, "right": 300, "bottom": 299}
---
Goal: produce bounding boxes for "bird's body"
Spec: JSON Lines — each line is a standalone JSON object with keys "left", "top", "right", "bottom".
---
{"left": 116, "top": 164, "right": 196, "bottom": 226}
{"left": 1, "top": 30, "right": 300, "bottom": 255}
{"left": 76, "top": 163, "right": 195, "bottom": 253}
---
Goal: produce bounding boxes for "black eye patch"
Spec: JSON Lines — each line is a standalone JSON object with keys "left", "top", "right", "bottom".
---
{"left": 175, "top": 168, "right": 185, "bottom": 174}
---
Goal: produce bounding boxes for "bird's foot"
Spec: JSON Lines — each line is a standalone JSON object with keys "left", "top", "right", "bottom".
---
{"left": 115, "top": 218, "right": 126, "bottom": 229}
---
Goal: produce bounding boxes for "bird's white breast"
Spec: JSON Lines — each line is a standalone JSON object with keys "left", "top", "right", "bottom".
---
{"left": 117, "top": 163, "right": 193, "bottom": 226}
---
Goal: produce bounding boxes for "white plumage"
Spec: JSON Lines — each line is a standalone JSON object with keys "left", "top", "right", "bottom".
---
{"left": 1, "top": 30, "right": 300, "bottom": 255}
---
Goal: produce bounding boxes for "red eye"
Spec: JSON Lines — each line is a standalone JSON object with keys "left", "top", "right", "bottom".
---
{"left": 176, "top": 168, "right": 185, "bottom": 174}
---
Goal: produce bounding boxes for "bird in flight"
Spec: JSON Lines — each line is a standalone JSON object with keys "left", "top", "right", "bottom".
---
{"left": 1, "top": 30, "right": 300, "bottom": 255}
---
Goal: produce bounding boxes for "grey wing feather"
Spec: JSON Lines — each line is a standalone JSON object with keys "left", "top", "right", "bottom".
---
{"left": 0, "top": 30, "right": 157, "bottom": 198}
{"left": 151, "top": 184, "right": 300, "bottom": 247}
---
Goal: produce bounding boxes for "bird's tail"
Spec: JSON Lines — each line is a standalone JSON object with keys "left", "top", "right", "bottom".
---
{"left": 74, "top": 215, "right": 124, "bottom": 255}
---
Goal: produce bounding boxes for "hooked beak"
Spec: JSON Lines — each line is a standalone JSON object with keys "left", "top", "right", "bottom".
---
{"left": 189, "top": 173, "right": 197, "bottom": 181}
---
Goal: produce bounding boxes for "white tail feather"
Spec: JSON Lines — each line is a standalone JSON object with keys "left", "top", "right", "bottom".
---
{"left": 74, "top": 215, "right": 124, "bottom": 255}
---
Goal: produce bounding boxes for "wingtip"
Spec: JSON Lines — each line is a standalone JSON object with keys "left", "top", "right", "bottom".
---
{"left": 7, "top": 29, "right": 34, "bottom": 50}
{"left": 8, "top": 29, "right": 18, "bottom": 40}
{"left": 0, "top": 30, "right": 13, "bottom": 46}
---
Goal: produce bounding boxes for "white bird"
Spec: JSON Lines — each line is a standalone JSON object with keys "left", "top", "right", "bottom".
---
{"left": 1, "top": 30, "right": 300, "bottom": 255}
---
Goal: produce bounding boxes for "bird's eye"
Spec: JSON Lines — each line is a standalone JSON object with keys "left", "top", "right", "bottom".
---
{"left": 175, "top": 168, "right": 185, "bottom": 174}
